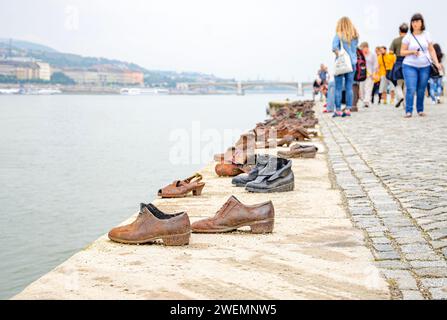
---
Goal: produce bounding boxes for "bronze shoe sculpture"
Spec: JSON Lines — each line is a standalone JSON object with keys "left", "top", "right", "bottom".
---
{"left": 108, "top": 203, "right": 191, "bottom": 246}
{"left": 192, "top": 196, "right": 275, "bottom": 234}
{"left": 215, "top": 163, "right": 246, "bottom": 177}
{"left": 277, "top": 135, "right": 296, "bottom": 147}
{"left": 158, "top": 173, "right": 205, "bottom": 198}
{"left": 245, "top": 157, "right": 295, "bottom": 193}
{"left": 232, "top": 154, "right": 273, "bottom": 187}
{"left": 214, "top": 132, "right": 256, "bottom": 165}
{"left": 276, "top": 125, "right": 310, "bottom": 141}
{"left": 278, "top": 144, "right": 318, "bottom": 159}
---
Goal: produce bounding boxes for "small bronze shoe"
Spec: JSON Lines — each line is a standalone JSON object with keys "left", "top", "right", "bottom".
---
{"left": 192, "top": 196, "right": 275, "bottom": 234}
{"left": 278, "top": 145, "right": 318, "bottom": 159}
{"left": 158, "top": 173, "right": 205, "bottom": 198}
{"left": 277, "top": 135, "right": 296, "bottom": 147}
{"left": 108, "top": 203, "right": 191, "bottom": 246}
{"left": 214, "top": 133, "right": 255, "bottom": 165}
{"left": 288, "top": 126, "right": 311, "bottom": 142}
{"left": 215, "top": 163, "right": 245, "bottom": 177}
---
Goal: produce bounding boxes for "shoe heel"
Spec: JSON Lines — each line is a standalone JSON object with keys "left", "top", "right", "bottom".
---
{"left": 192, "top": 184, "right": 205, "bottom": 196}
{"left": 274, "top": 182, "right": 295, "bottom": 193}
{"left": 302, "top": 152, "right": 317, "bottom": 159}
{"left": 250, "top": 220, "right": 274, "bottom": 234}
{"left": 162, "top": 232, "right": 190, "bottom": 246}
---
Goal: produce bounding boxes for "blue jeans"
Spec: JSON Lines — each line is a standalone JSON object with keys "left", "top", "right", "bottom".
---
{"left": 335, "top": 67, "right": 355, "bottom": 111}
{"left": 403, "top": 64, "right": 431, "bottom": 114}
{"left": 429, "top": 77, "right": 443, "bottom": 102}
{"left": 326, "top": 81, "right": 335, "bottom": 112}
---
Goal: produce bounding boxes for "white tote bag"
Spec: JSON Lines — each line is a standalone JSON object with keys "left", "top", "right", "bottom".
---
{"left": 334, "top": 39, "right": 353, "bottom": 76}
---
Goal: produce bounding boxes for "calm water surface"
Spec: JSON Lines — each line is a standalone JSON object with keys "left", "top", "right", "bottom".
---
{"left": 0, "top": 93, "right": 301, "bottom": 299}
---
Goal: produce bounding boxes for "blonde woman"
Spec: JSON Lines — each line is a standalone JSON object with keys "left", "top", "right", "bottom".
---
{"left": 332, "top": 17, "right": 359, "bottom": 117}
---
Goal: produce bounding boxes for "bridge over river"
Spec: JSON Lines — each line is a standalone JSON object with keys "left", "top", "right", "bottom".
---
{"left": 176, "top": 81, "right": 313, "bottom": 95}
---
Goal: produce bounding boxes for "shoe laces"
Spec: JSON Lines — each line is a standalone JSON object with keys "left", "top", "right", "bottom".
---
{"left": 215, "top": 199, "right": 233, "bottom": 217}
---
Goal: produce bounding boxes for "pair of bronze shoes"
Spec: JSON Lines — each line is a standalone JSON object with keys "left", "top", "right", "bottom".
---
{"left": 278, "top": 144, "right": 319, "bottom": 159}
{"left": 108, "top": 196, "right": 275, "bottom": 246}
{"left": 158, "top": 173, "right": 205, "bottom": 198}
{"left": 276, "top": 125, "right": 310, "bottom": 140}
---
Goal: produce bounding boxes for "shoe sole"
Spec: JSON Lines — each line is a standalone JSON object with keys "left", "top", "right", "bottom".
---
{"left": 246, "top": 181, "right": 295, "bottom": 193}
{"left": 160, "top": 195, "right": 188, "bottom": 199}
{"left": 277, "top": 152, "right": 317, "bottom": 159}
{"left": 160, "top": 192, "right": 202, "bottom": 198}
{"left": 109, "top": 231, "right": 191, "bottom": 246}
{"left": 192, "top": 219, "right": 274, "bottom": 234}
{"left": 232, "top": 182, "right": 247, "bottom": 187}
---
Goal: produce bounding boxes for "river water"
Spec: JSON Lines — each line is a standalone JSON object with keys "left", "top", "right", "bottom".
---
{"left": 0, "top": 93, "right": 302, "bottom": 299}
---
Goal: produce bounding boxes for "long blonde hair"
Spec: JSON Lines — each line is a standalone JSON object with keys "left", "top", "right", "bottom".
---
{"left": 336, "top": 17, "right": 359, "bottom": 43}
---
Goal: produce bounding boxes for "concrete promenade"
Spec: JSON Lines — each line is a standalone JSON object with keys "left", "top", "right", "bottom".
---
{"left": 14, "top": 135, "right": 390, "bottom": 300}
{"left": 321, "top": 102, "right": 447, "bottom": 300}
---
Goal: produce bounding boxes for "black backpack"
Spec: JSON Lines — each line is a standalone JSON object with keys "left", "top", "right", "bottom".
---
{"left": 354, "top": 48, "right": 367, "bottom": 82}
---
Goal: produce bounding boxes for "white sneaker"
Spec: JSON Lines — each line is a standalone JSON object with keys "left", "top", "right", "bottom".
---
{"left": 431, "top": 100, "right": 437, "bottom": 105}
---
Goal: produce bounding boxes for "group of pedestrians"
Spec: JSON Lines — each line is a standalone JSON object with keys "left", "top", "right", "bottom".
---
{"left": 322, "top": 14, "right": 444, "bottom": 118}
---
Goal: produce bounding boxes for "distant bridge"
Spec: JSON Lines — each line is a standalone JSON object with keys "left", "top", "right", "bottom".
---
{"left": 176, "top": 81, "right": 313, "bottom": 96}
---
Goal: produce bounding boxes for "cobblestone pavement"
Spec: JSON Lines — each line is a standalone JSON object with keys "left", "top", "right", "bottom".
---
{"left": 320, "top": 103, "right": 447, "bottom": 300}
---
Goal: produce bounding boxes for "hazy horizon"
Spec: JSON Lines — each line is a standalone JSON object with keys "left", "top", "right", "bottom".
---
{"left": 1, "top": 0, "right": 446, "bottom": 81}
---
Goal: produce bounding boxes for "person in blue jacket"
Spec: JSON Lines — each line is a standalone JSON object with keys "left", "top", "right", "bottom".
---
{"left": 332, "top": 17, "right": 359, "bottom": 118}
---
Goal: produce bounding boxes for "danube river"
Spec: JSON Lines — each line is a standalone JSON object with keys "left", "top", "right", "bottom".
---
{"left": 0, "top": 93, "right": 302, "bottom": 299}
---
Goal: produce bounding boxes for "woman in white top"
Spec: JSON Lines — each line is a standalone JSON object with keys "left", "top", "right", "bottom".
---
{"left": 400, "top": 13, "right": 442, "bottom": 118}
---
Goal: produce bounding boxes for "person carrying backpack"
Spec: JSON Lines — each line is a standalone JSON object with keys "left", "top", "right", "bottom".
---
{"left": 358, "top": 42, "right": 378, "bottom": 108}
{"left": 389, "top": 23, "right": 409, "bottom": 108}
{"left": 428, "top": 44, "right": 445, "bottom": 104}
{"left": 352, "top": 47, "right": 366, "bottom": 111}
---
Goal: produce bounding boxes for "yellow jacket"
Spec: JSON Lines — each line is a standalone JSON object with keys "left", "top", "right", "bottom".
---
{"left": 378, "top": 53, "right": 396, "bottom": 77}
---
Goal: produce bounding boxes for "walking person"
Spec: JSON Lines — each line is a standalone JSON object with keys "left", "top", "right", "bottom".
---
{"left": 323, "top": 80, "right": 336, "bottom": 113}
{"left": 372, "top": 47, "right": 382, "bottom": 104}
{"left": 389, "top": 23, "right": 409, "bottom": 108}
{"left": 312, "top": 78, "right": 323, "bottom": 101}
{"left": 318, "top": 64, "right": 329, "bottom": 85}
{"left": 401, "top": 13, "right": 443, "bottom": 118}
{"left": 378, "top": 46, "right": 396, "bottom": 105}
{"left": 428, "top": 44, "right": 444, "bottom": 104}
{"left": 332, "top": 17, "right": 359, "bottom": 118}
{"left": 323, "top": 67, "right": 336, "bottom": 113}
{"left": 358, "top": 42, "right": 378, "bottom": 108}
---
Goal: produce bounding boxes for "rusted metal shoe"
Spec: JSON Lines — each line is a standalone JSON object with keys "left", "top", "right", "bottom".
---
{"left": 214, "top": 133, "right": 256, "bottom": 164}
{"left": 191, "top": 196, "right": 275, "bottom": 234}
{"left": 245, "top": 157, "right": 295, "bottom": 193}
{"left": 277, "top": 135, "right": 296, "bottom": 147}
{"left": 108, "top": 203, "right": 191, "bottom": 246}
{"left": 232, "top": 154, "right": 273, "bottom": 187}
{"left": 215, "top": 163, "right": 246, "bottom": 177}
{"left": 158, "top": 173, "right": 205, "bottom": 198}
{"left": 278, "top": 144, "right": 318, "bottom": 159}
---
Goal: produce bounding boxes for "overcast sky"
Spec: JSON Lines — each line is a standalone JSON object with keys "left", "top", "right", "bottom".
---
{"left": 1, "top": 0, "right": 445, "bottom": 81}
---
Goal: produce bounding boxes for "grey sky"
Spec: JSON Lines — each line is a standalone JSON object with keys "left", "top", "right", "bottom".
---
{"left": 1, "top": 0, "right": 445, "bottom": 81}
